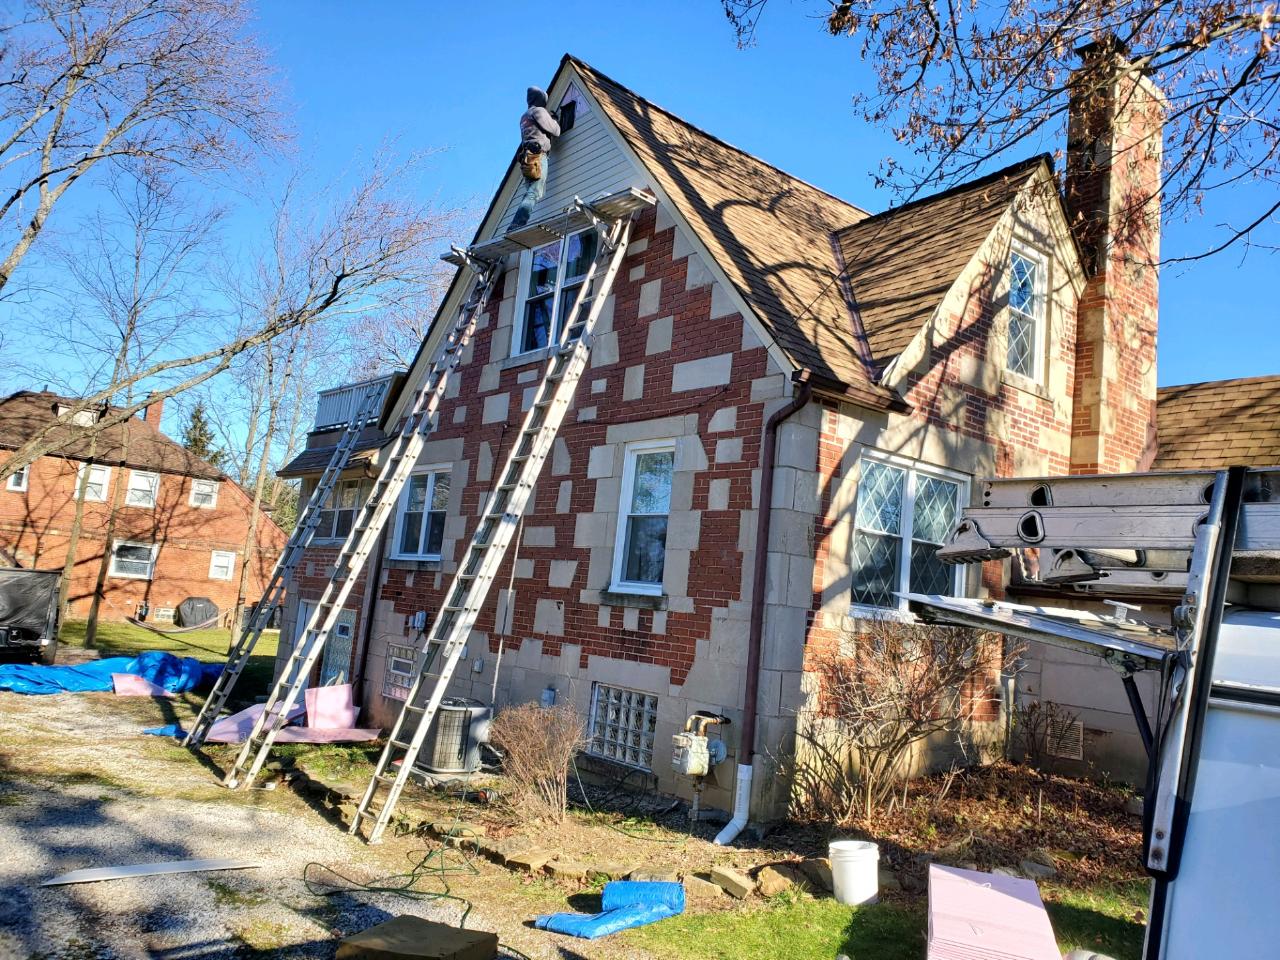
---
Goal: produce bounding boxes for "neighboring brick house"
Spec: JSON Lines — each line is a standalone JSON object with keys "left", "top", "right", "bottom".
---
{"left": 0, "top": 391, "right": 287, "bottom": 625}
{"left": 277, "top": 50, "right": 1164, "bottom": 822}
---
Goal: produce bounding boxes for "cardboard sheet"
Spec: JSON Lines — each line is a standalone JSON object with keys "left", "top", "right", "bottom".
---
{"left": 111, "top": 673, "right": 174, "bottom": 698}
{"left": 927, "top": 865, "right": 1060, "bottom": 960}
{"left": 305, "top": 683, "right": 358, "bottom": 729}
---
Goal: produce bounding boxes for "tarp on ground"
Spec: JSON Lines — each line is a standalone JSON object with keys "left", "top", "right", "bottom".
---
{"left": 535, "top": 881, "right": 684, "bottom": 939}
{"left": 0, "top": 650, "right": 220, "bottom": 696}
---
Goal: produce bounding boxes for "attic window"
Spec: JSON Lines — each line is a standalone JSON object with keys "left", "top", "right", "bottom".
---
{"left": 1006, "top": 249, "right": 1047, "bottom": 382}
{"left": 55, "top": 403, "right": 97, "bottom": 427}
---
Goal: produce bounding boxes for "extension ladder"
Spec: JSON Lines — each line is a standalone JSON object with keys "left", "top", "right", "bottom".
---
{"left": 349, "top": 201, "right": 644, "bottom": 843}
{"left": 183, "top": 380, "right": 391, "bottom": 748}
{"left": 218, "top": 253, "right": 503, "bottom": 787}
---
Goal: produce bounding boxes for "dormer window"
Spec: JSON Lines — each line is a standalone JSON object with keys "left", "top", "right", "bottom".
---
{"left": 514, "top": 228, "right": 598, "bottom": 355}
{"left": 1006, "top": 248, "right": 1047, "bottom": 382}
{"left": 54, "top": 403, "right": 97, "bottom": 427}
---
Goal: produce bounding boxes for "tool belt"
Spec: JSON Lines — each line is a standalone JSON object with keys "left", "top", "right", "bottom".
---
{"left": 518, "top": 143, "right": 543, "bottom": 181}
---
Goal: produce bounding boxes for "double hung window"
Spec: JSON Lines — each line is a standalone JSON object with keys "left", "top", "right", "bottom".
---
{"left": 126, "top": 470, "right": 159, "bottom": 508}
{"left": 516, "top": 229, "right": 598, "bottom": 355}
{"left": 610, "top": 441, "right": 674, "bottom": 594}
{"left": 110, "top": 541, "right": 157, "bottom": 579}
{"left": 393, "top": 469, "right": 450, "bottom": 559}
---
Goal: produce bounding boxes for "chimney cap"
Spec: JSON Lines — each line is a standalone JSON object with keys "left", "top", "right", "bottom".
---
{"left": 1075, "top": 35, "right": 1129, "bottom": 60}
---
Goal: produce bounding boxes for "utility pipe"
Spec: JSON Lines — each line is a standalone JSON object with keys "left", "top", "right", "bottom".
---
{"left": 715, "top": 373, "right": 813, "bottom": 845}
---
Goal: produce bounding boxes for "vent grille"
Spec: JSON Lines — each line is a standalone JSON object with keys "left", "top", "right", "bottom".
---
{"left": 1047, "top": 716, "right": 1085, "bottom": 760}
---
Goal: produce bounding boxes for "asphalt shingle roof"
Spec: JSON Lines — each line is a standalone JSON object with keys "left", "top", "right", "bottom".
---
{"left": 1155, "top": 375, "right": 1280, "bottom": 469}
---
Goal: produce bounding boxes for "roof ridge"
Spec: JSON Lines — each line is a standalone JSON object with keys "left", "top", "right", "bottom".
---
{"left": 1159, "top": 373, "right": 1280, "bottom": 393}
{"left": 565, "top": 54, "right": 870, "bottom": 223}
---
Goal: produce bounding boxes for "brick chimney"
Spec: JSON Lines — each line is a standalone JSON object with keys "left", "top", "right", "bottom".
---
{"left": 142, "top": 392, "right": 164, "bottom": 430}
{"left": 1064, "top": 39, "right": 1164, "bottom": 474}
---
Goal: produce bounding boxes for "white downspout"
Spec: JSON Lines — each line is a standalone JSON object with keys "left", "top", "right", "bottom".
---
{"left": 714, "top": 762, "right": 753, "bottom": 845}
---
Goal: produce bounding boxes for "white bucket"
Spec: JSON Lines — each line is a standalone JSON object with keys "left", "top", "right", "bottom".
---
{"left": 829, "top": 840, "right": 879, "bottom": 906}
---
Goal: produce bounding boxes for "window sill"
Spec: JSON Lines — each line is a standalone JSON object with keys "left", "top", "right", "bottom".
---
{"left": 385, "top": 557, "right": 443, "bottom": 572}
{"left": 1001, "top": 371, "right": 1051, "bottom": 401}
{"left": 847, "top": 603, "right": 917, "bottom": 624}
{"left": 499, "top": 346, "right": 552, "bottom": 372}
{"left": 600, "top": 589, "right": 668, "bottom": 610}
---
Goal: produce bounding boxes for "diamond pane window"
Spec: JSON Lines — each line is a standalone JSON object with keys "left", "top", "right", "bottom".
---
{"left": 850, "top": 456, "right": 964, "bottom": 612}
{"left": 588, "top": 683, "right": 659, "bottom": 769}
{"left": 1006, "top": 251, "right": 1045, "bottom": 379}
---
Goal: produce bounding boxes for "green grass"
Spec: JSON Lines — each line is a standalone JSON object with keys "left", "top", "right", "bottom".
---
{"left": 625, "top": 882, "right": 1146, "bottom": 960}
{"left": 59, "top": 619, "right": 279, "bottom": 700}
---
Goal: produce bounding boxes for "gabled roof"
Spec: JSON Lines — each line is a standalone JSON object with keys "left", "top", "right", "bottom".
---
{"left": 0, "top": 390, "right": 222, "bottom": 480}
{"left": 833, "top": 156, "right": 1052, "bottom": 363}
{"left": 1155, "top": 375, "right": 1280, "bottom": 469}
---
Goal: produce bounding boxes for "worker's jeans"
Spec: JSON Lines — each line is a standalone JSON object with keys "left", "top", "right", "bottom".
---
{"left": 511, "top": 154, "right": 548, "bottom": 228}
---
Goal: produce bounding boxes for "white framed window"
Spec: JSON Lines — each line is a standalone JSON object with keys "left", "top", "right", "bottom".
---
{"left": 109, "top": 540, "right": 157, "bottom": 580}
{"left": 208, "top": 550, "right": 235, "bottom": 581}
{"left": 848, "top": 453, "right": 967, "bottom": 615}
{"left": 513, "top": 228, "right": 599, "bottom": 356}
{"left": 588, "top": 683, "right": 659, "bottom": 770}
{"left": 125, "top": 469, "right": 159, "bottom": 508}
{"left": 610, "top": 440, "right": 675, "bottom": 596}
{"left": 383, "top": 642, "right": 418, "bottom": 700}
{"left": 391, "top": 468, "right": 451, "bottom": 559}
{"left": 190, "top": 478, "right": 219, "bottom": 509}
{"left": 314, "top": 478, "right": 371, "bottom": 541}
{"left": 6, "top": 464, "right": 29, "bottom": 492}
{"left": 1006, "top": 247, "right": 1047, "bottom": 381}
{"left": 77, "top": 463, "right": 111, "bottom": 502}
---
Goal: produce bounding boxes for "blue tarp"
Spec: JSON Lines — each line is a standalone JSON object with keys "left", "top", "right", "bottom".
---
{"left": 535, "top": 881, "right": 684, "bottom": 939}
{"left": 0, "top": 650, "right": 220, "bottom": 696}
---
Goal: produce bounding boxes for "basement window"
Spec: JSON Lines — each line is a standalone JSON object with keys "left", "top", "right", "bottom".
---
{"left": 208, "top": 550, "right": 235, "bottom": 581}
{"left": 514, "top": 228, "right": 599, "bottom": 355}
{"left": 392, "top": 468, "right": 451, "bottom": 560}
{"left": 610, "top": 440, "right": 674, "bottom": 596}
{"left": 588, "top": 683, "right": 658, "bottom": 770}
{"left": 77, "top": 463, "right": 111, "bottom": 502}
{"left": 1006, "top": 248, "right": 1047, "bottom": 382}
{"left": 190, "top": 478, "right": 219, "bottom": 509}
{"left": 125, "top": 470, "right": 159, "bottom": 508}
{"left": 109, "top": 540, "right": 157, "bottom": 580}
{"left": 849, "top": 454, "right": 966, "bottom": 614}
{"left": 6, "top": 464, "right": 28, "bottom": 492}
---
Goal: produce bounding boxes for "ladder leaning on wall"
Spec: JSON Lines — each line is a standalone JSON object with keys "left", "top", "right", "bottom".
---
{"left": 349, "top": 192, "right": 651, "bottom": 843}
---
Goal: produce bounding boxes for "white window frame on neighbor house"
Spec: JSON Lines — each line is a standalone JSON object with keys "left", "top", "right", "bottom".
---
{"left": 314, "top": 477, "right": 371, "bottom": 542}
{"left": 189, "top": 478, "right": 219, "bottom": 509}
{"left": 125, "top": 469, "right": 159, "bottom": 508}
{"left": 109, "top": 540, "right": 157, "bottom": 580}
{"left": 847, "top": 450, "right": 969, "bottom": 618}
{"left": 6, "top": 464, "right": 28, "bottom": 492}
{"left": 1005, "top": 244, "right": 1049, "bottom": 383}
{"left": 208, "top": 550, "right": 235, "bottom": 581}
{"left": 512, "top": 227, "right": 599, "bottom": 357}
{"left": 390, "top": 466, "right": 451, "bottom": 560}
{"left": 77, "top": 463, "right": 111, "bottom": 503}
{"left": 587, "top": 682, "right": 659, "bottom": 770}
{"left": 609, "top": 439, "right": 676, "bottom": 597}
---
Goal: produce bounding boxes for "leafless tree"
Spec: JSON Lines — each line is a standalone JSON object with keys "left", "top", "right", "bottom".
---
{"left": 790, "top": 618, "right": 1017, "bottom": 823}
{"left": 723, "top": 0, "right": 1280, "bottom": 260}
{"left": 0, "top": 0, "right": 282, "bottom": 297}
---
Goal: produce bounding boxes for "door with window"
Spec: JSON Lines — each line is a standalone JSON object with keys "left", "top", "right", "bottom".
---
{"left": 296, "top": 601, "right": 356, "bottom": 686}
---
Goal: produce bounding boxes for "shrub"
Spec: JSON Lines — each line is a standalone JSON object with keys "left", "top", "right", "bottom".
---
{"left": 489, "top": 701, "right": 585, "bottom": 823}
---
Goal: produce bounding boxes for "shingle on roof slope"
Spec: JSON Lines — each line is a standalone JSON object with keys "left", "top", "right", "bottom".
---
{"left": 833, "top": 156, "right": 1050, "bottom": 363}
{"left": 0, "top": 390, "right": 222, "bottom": 480}
{"left": 1155, "top": 375, "right": 1280, "bottom": 469}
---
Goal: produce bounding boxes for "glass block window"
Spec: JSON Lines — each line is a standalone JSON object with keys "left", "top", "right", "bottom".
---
{"left": 611, "top": 440, "right": 675, "bottom": 594}
{"left": 516, "top": 228, "right": 598, "bottom": 354}
{"left": 1006, "top": 250, "right": 1045, "bottom": 380}
{"left": 394, "top": 469, "right": 450, "bottom": 559}
{"left": 588, "top": 683, "right": 658, "bottom": 769}
{"left": 382, "top": 642, "right": 417, "bottom": 700}
{"left": 850, "top": 455, "right": 964, "bottom": 612}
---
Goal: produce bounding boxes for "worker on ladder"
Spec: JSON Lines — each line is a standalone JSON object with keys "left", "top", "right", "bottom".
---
{"left": 512, "top": 86, "right": 560, "bottom": 228}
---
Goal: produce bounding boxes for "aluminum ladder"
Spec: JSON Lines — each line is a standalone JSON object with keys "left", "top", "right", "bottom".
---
{"left": 349, "top": 204, "right": 641, "bottom": 843}
{"left": 219, "top": 254, "right": 502, "bottom": 788}
{"left": 183, "top": 380, "right": 390, "bottom": 748}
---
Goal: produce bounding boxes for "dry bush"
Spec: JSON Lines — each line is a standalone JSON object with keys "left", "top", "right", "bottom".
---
{"left": 792, "top": 617, "right": 1020, "bottom": 824}
{"left": 1013, "top": 699, "right": 1082, "bottom": 768}
{"left": 489, "top": 702, "right": 585, "bottom": 823}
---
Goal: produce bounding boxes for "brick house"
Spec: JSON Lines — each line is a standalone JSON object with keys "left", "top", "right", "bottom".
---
{"left": 277, "top": 50, "right": 1165, "bottom": 823}
{"left": 0, "top": 391, "right": 287, "bottom": 625}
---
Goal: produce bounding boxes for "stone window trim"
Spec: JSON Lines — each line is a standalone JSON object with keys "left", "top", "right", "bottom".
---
{"left": 846, "top": 449, "right": 969, "bottom": 618}
{"left": 5, "top": 463, "right": 28, "bottom": 492}
{"left": 125, "top": 469, "right": 160, "bottom": 509}
{"left": 390, "top": 465, "right": 451, "bottom": 561}
{"left": 1005, "top": 243, "right": 1049, "bottom": 384}
{"left": 190, "top": 477, "right": 219, "bottom": 509}
{"left": 208, "top": 550, "right": 235, "bottom": 581}
{"left": 597, "top": 590, "right": 669, "bottom": 611}
{"left": 609, "top": 438, "right": 676, "bottom": 598}
{"left": 108, "top": 539, "right": 157, "bottom": 580}
{"left": 512, "top": 227, "right": 598, "bottom": 358}
{"left": 77, "top": 463, "right": 111, "bottom": 503}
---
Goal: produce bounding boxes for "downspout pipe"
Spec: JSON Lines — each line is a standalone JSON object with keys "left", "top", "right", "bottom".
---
{"left": 715, "top": 372, "right": 814, "bottom": 845}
